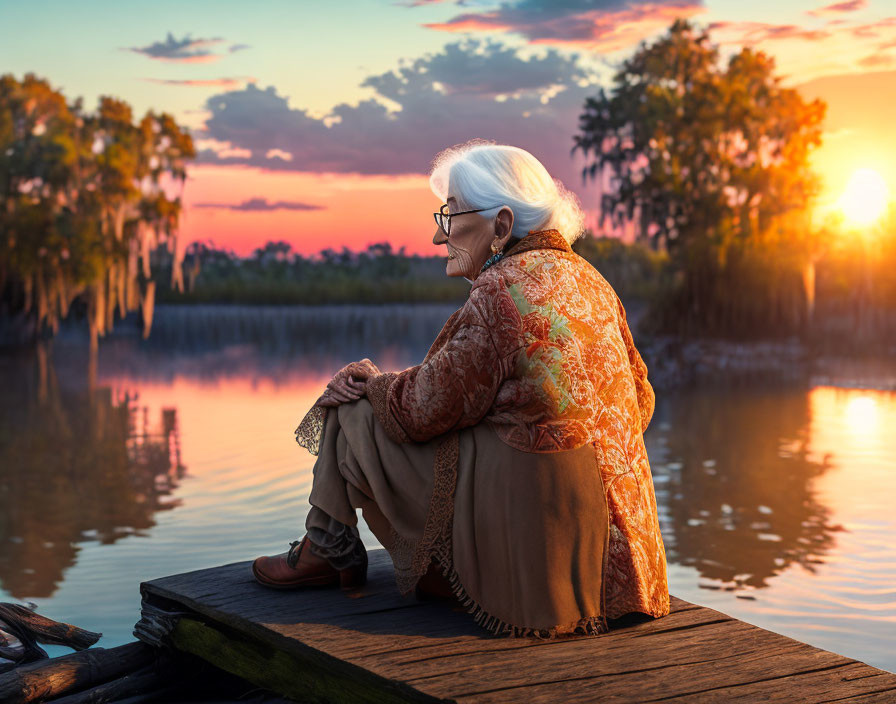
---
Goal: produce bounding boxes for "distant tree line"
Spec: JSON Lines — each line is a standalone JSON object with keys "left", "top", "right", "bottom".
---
{"left": 149, "top": 232, "right": 670, "bottom": 307}
{"left": 151, "top": 213, "right": 896, "bottom": 348}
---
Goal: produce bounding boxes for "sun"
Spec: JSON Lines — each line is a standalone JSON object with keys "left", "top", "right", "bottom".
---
{"left": 839, "top": 168, "right": 889, "bottom": 227}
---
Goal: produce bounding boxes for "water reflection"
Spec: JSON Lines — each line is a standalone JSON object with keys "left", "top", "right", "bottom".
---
{"left": 648, "top": 388, "right": 845, "bottom": 591}
{"left": 0, "top": 304, "right": 893, "bottom": 672}
{"left": 0, "top": 352, "right": 186, "bottom": 598}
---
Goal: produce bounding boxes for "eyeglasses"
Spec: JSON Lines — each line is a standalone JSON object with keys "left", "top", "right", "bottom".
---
{"left": 433, "top": 203, "right": 504, "bottom": 237}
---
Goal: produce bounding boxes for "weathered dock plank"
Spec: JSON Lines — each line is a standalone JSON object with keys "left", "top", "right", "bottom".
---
{"left": 134, "top": 548, "right": 896, "bottom": 703}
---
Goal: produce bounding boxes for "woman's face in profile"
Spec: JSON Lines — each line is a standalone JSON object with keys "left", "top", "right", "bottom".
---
{"left": 432, "top": 189, "right": 514, "bottom": 281}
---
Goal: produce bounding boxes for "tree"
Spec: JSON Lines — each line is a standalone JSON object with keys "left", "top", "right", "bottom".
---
{"left": 0, "top": 73, "right": 195, "bottom": 379}
{"left": 573, "top": 19, "right": 826, "bottom": 337}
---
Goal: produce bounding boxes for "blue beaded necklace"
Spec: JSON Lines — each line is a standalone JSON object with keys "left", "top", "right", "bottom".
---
{"left": 479, "top": 250, "right": 505, "bottom": 273}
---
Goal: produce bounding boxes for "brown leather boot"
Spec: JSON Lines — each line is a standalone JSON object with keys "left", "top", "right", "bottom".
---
{"left": 251, "top": 536, "right": 367, "bottom": 590}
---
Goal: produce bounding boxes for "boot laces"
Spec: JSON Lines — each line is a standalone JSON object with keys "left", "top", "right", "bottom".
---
{"left": 286, "top": 538, "right": 305, "bottom": 568}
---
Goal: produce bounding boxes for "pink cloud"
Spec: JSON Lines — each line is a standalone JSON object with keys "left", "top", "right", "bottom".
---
{"left": 708, "top": 15, "right": 896, "bottom": 78}
{"left": 422, "top": 12, "right": 512, "bottom": 34}
{"left": 808, "top": 0, "right": 868, "bottom": 18}
{"left": 858, "top": 53, "right": 896, "bottom": 68}
{"left": 706, "top": 21, "right": 832, "bottom": 44}
{"left": 421, "top": 2, "right": 706, "bottom": 52}
{"left": 125, "top": 32, "right": 249, "bottom": 63}
{"left": 150, "top": 54, "right": 221, "bottom": 65}
{"left": 851, "top": 16, "right": 896, "bottom": 39}
{"left": 142, "top": 77, "right": 257, "bottom": 88}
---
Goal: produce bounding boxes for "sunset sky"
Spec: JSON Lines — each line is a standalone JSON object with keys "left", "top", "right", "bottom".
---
{"left": 2, "top": 0, "right": 894, "bottom": 257}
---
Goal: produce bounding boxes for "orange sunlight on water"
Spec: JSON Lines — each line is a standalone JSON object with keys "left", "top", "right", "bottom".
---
{"left": 660, "top": 385, "right": 896, "bottom": 672}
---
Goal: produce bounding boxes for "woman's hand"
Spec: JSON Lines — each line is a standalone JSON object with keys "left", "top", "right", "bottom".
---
{"left": 316, "top": 376, "right": 368, "bottom": 407}
{"left": 315, "top": 358, "right": 379, "bottom": 408}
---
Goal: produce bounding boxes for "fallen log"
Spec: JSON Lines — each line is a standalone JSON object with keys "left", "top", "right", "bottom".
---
{"left": 0, "top": 641, "right": 154, "bottom": 704}
{"left": 42, "top": 659, "right": 180, "bottom": 704}
{"left": 0, "top": 602, "right": 102, "bottom": 667}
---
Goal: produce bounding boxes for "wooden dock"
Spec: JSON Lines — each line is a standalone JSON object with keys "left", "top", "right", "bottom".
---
{"left": 134, "top": 548, "right": 896, "bottom": 703}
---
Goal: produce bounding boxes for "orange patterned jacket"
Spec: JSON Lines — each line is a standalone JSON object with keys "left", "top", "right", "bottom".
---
{"left": 363, "top": 228, "right": 670, "bottom": 620}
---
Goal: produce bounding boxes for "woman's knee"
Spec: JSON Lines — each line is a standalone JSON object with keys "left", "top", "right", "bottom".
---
{"left": 336, "top": 396, "right": 375, "bottom": 423}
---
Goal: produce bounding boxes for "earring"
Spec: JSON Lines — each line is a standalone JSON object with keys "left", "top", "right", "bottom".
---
{"left": 480, "top": 239, "right": 506, "bottom": 274}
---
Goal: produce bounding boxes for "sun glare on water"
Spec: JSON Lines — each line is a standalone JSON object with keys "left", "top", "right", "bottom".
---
{"left": 839, "top": 168, "right": 889, "bottom": 227}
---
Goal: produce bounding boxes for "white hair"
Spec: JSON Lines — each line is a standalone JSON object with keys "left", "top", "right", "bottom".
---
{"left": 428, "top": 138, "right": 586, "bottom": 246}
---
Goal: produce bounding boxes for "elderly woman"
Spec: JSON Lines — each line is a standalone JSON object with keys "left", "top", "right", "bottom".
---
{"left": 252, "top": 141, "right": 670, "bottom": 637}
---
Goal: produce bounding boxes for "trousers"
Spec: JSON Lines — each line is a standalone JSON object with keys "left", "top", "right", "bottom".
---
{"left": 302, "top": 396, "right": 439, "bottom": 576}
{"left": 298, "top": 395, "right": 613, "bottom": 636}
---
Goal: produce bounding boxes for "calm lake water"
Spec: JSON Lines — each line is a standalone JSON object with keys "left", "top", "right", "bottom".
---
{"left": 1, "top": 304, "right": 894, "bottom": 674}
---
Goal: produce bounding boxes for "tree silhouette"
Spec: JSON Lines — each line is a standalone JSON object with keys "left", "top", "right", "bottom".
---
{"left": 573, "top": 19, "right": 827, "bottom": 337}
{"left": 0, "top": 72, "right": 195, "bottom": 361}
